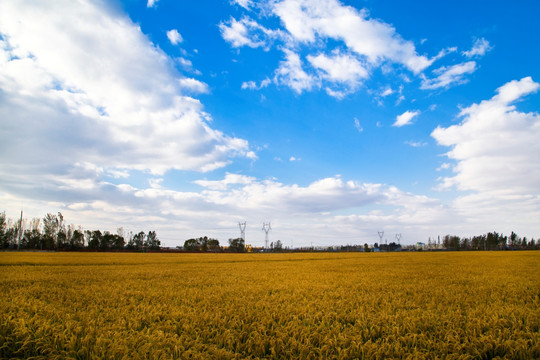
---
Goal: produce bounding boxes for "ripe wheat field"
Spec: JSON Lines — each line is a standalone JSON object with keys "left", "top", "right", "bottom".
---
{"left": 1, "top": 251, "right": 539, "bottom": 359}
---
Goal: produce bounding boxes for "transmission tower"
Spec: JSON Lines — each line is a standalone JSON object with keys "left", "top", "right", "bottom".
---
{"left": 262, "top": 222, "right": 271, "bottom": 249}
{"left": 238, "top": 221, "right": 246, "bottom": 241}
{"left": 395, "top": 233, "right": 402, "bottom": 245}
{"left": 377, "top": 230, "right": 384, "bottom": 245}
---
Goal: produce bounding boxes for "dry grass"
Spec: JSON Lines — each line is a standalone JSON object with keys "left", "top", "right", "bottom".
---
{"left": 1, "top": 251, "right": 539, "bottom": 359}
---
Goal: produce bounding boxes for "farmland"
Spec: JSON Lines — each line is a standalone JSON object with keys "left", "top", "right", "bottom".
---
{"left": 1, "top": 252, "right": 539, "bottom": 359}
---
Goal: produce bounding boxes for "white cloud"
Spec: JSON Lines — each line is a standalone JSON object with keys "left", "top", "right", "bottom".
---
{"left": 462, "top": 38, "right": 492, "bottom": 58}
{"left": 432, "top": 46, "right": 458, "bottom": 61}
{"left": 405, "top": 141, "right": 427, "bottom": 147}
{"left": 421, "top": 61, "right": 477, "bottom": 90}
{"left": 178, "top": 78, "right": 210, "bottom": 94}
{"left": 0, "top": 2, "right": 253, "bottom": 182}
{"left": 436, "top": 163, "right": 451, "bottom": 171}
{"left": 221, "top": 0, "right": 446, "bottom": 97}
{"left": 307, "top": 50, "right": 369, "bottom": 96}
{"left": 354, "top": 118, "right": 363, "bottom": 132}
{"left": 147, "top": 0, "right": 158, "bottom": 8}
{"left": 272, "top": 0, "right": 432, "bottom": 73}
{"left": 289, "top": 156, "right": 301, "bottom": 162}
{"left": 219, "top": 17, "right": 283, "bottom": 50}
{"left": 431, "top": 77, "right": 540, "bottom": 234}
{"left": 166, "top": 29, "right": 183, "bottom": 45}
{"left": 393, "top": 110, "right": 420, "bottom": 127}
{"left": 177, "top": 57, "right": 193, "bottom": 68}
{"left": 274, "top": 49, "right": 318, "bottom": 93}
{"left": 381, "top": 87, "right": 393, "bottom": 97}
{"left": 219, "top": 17, "right": 264, "bottom": 48}
{"left": 194, "top": 173, "right": 256, "bottom": 191}
{"left": 241, "top": 78, "right": 271, "bottom": 90}
{"left": 231, "top": 0, "right": 253, "bottom": 9}
{"left": 241, "top": 81, "right": 258, "bottom": 90}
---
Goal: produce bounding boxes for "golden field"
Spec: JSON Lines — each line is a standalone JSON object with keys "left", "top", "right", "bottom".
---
{"left": 1, "top": 251, "right": 539, "bottom": 359}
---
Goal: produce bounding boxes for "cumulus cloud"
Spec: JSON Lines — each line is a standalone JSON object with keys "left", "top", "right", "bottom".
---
{"left": 307, "top": 50, "right": 369, "bottom": 97}
{"left": 219, "top": 17, "right": 283, "bottom": 50}
{"left": 1, "top": 161, "right": 459, "bottom": 247}
{"left": 147, "top": 0, "right": 158, "bottom": 8}
{"left": 462, "top": 38, "right": 492, "bottom": 58}
{"left": 193, "top": 173, "right": 256, "bottom": 191}
{"left": 241, "top": 78, "right": 271, "bottom": 90}
{"left": 421, "top": 61, "right": 477, "bottom": 90}
{"left": 231, "top": 0, "right": 253, "bottom": 9}
{"left": 272, "top": 0, "right": 432, "bottom": 73}
{"left": 0, "top": 1, "right": 254, "bottom": 206}
{"left": 220, "top": 0, "right": 441, "bottom": 97}
{"left": 393, "top": 110, "right": 420, "bottom": 127}
{"left": 274, "top": 49, "right": 318, "bottom": 93}
{"left": 178, "top": 78, "right": 210, "bottom": 94}
{"left": 166, "top": 29, "right": 183, "bottom": 45}
{"left": 432, "top": 77, "right": 540, "bottom": 234}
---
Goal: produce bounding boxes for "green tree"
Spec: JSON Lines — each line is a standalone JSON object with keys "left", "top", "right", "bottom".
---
{"left": 56, "top": 230, "right": 67, "bottom": 249}
{"left": 0, "top": 212, "right": 7, "bottom": 248}
{"left": 100, "top": 231, "right": 114, "bottom": 250}
{"left": 112, "top": 234, "right": 125, "bottom": 250}
{"left": 207, "top": 238, "right": 221, "bottom": 252}
{"left": 510, "top": 231, "right": 520, "bottom": 249}
{"left": 183, "top": 236, "right": 219, "bottom": 251}
{"left": 22, "top": 229, "right": 39, "bottom": 249}
{"left": 42, "top": 213, "right": 59, "bottom": 249}
{"left": 183, "top": 238, "right": 200, "bottom": 251}
{"left": 56, "top": 212, "right": 66, "bottom": 249}
{"left": 133, "top": 231, "right": 145, "bottom": 250}
{"left": 471, "top": 235, "right": 486, "bottom": 250}
{"left": 88, "top": 230, "right": 102, "bottom": 249}
{"left": 486, "top": 232, "right": 502, "bottom": 250}
{"left": 228, "top": 238, "right": 245, "bottom": 253}
{"left": 443, "top": 235, "right": 461, "bottom": 250}
{"left": 145, "top": 231, "right": 160, "bottom": 250}
{"left": 71, "top": 229, "right": 84, "bottom": 249}
{"left": 460, "top": 237, "right": 470, "bottom": 250}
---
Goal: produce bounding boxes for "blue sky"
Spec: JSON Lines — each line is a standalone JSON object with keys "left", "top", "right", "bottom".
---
{"left": 1, "top": 0, "right": 539, "bottom": 247}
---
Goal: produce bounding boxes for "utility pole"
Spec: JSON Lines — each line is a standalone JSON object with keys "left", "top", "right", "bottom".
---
{"left": 378, "top": 230, "right": 384, "bottom": 245}
{"left": 395, "top": 233, "right": 402, "bottom": 246}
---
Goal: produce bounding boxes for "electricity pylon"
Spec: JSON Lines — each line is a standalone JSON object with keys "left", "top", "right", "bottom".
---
{"left": 238, "top": 221, "right": 246, "bottom": 241}
{"left": 262, "top": 222, "right": 271, "bottom": 249}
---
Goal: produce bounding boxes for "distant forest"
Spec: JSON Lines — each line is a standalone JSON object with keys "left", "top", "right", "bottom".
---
{"left": 435, "top": 232, "right": 539, "bottom": 251}
{"left": 0, "top": 212, "right": 160, "bottom": 251}
{"left": 1, "top": 211, "right": 538, "bottom": 252}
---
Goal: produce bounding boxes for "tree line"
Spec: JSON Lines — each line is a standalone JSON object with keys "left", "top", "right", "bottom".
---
{"left": 0, "top": 212, "right": 160, "bottom": 251}
{"left": 181, "top": 237, "right": 292, "bottom": 252}
{"left": 440, "top": 232, "right": 539, "bottom": 251}
{"left": 182, "top": 236, "right": 247, "bottom": 252}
